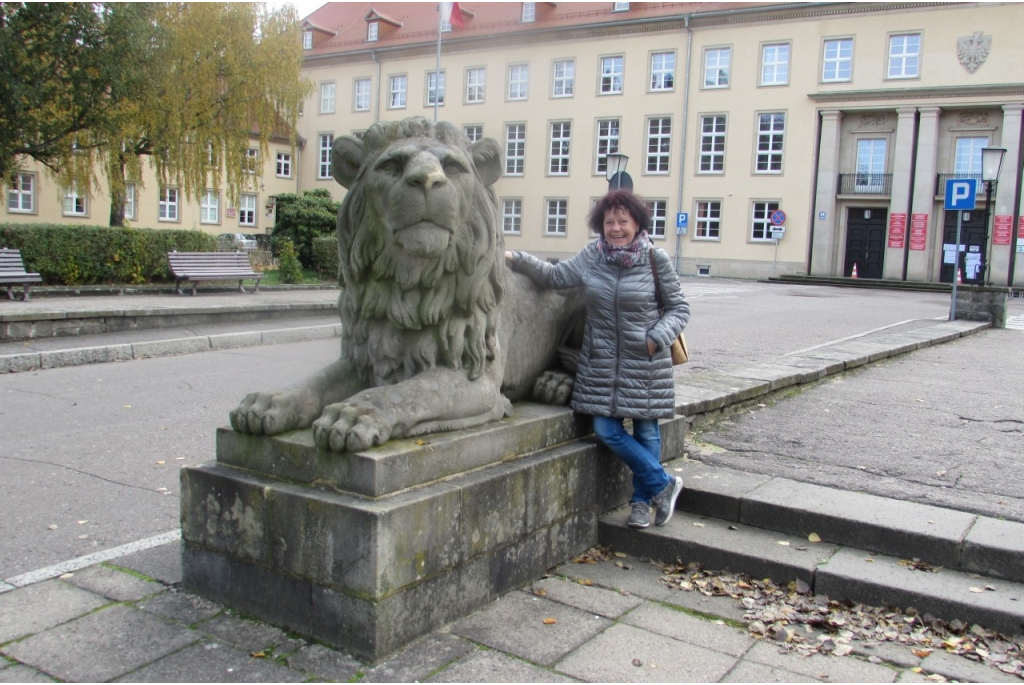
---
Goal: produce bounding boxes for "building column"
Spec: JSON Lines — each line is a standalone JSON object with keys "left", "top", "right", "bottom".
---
{"left": 811, "top": 110, "right": 843, "bottom": 276}
{"left": 907, "top": 106, "right": 941, "bottom": 281}
{"left": 994, "top": 103, "right": 1023, "bottom": 286}
{"left": 884, "top": 107, "right": 918, "bottom": 280}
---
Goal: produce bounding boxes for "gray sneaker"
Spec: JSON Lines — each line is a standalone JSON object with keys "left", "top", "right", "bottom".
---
{"left": 653, "top": 476, "right": 683, "bottom": 526}
{"left": 627, "top": 501, "right": 650, "bottom": 529}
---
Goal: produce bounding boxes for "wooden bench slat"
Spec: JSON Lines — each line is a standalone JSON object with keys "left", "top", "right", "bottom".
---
{"left": 0, "top": 248, "right": 41, "bottom": 301}
{"left": 167, "top": 250, "right": 262, "bottom": 295}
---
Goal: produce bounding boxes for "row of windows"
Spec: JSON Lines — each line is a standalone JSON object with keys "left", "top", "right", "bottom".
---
{"left": 6, "top": 175, "right": 262, "bottom": 227}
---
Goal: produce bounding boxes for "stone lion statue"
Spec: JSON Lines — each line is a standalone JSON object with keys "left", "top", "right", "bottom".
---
{"left": 231, "top": 117, "right": 581, "bottom": 452}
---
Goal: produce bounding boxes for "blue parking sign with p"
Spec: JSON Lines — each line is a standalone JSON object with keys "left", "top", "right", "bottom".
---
{"left": 944, "top": 178, "right": 977, "bottom": 211}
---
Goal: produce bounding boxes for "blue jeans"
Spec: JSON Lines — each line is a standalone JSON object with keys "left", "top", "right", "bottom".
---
{"left": 592, "top": 416, "right": 670, "bottom": 504}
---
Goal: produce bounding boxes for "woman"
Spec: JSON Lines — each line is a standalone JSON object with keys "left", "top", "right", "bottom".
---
{"left": 506, "top": 189, "right": 690, "bottom": 529}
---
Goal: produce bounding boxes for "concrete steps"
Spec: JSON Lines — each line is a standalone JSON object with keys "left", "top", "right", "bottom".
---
{"left": 599, "top": 461, "right": 1024, "bottom": 637}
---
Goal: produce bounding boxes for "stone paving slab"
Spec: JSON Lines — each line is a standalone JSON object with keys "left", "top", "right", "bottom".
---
{"left": 919, "top": 648, "right": 1023, "bottom": 683}
{"left": 962, "top": 517, "right": 1024, "bottom": 583}
{"left": 113, "top": 640, "right": 307, "bottom": 683}
{"left": 721, "top": 660, "right": 819, "bottom": 683}
{"left": 0, "top": 579, "right": 108, "bottom": 644}
{"left": 427, "top": 649, "right": 575, "bottom": 683}
{"left": 63, "top": 564, "right": 166, "bottom": 602}
{"left": 742, "top": 640, "right": 899, "bottom": 682}
{"left": 676, "top": 460, "right": 774, "bottom": 522}
{"left": 619, "top": 602, "right": 755, "bottom": 657}
{"left": 0, "top": 663, "right": 56, "bottom": 683}
{"left": 529, "top": 575, "right": 643, "bottom": 618}
{"left": 362, "top": 632, "right": 475, "bottom": 683}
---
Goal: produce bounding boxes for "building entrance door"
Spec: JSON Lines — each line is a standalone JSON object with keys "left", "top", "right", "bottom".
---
{"left": 844, "top": 207, "right": 887, "bottom": 278}
{"left": 941, "top": 210, "right": 988, "bottom": 284}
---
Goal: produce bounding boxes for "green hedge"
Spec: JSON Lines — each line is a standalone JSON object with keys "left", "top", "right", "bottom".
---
{"left": 311, "top": 235, "right": 339, "bottom": 282}
{"left": 0, "top": 223, "right": 216, "bottom": 285}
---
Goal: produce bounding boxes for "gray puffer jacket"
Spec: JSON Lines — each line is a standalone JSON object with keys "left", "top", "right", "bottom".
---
{"left": 511, "top": 243, "right": 689, "bottom": 419}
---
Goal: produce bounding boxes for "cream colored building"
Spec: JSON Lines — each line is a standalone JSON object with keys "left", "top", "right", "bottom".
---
{"left": 297, "top": 1, "right": 1024, "bottom": 287}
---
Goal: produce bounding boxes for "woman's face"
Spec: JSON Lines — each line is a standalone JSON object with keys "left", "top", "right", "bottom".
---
{"left": 603, "top": 207, "right": 639, "bottom": 247}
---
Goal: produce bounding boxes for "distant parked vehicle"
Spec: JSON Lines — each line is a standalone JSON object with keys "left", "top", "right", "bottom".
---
{"left": 216, "top": 233, "right": 258, "bottom": 251}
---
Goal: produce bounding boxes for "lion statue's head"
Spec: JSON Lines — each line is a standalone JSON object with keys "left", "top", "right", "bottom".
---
{"left": 330, "top": 117, "right": 506, "bottom": 387}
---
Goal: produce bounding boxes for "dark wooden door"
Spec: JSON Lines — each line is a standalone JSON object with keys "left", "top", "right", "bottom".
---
{"left": 844, "top": 207, "right": 887, "bottom": 278}
{"left": 941, "top": 210, "right": 988, "bottom": 284}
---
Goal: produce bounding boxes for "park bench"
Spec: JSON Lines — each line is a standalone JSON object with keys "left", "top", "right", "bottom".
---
{"left": 167, "top": 251, "right": 262, "bottom": 296}
{"left": 0, "top": 248, "right": 43, "bottom": 301}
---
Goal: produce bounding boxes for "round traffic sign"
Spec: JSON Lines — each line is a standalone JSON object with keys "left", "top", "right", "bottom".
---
{"left": 770, "top": 209, "right": 786, "bottom": 226}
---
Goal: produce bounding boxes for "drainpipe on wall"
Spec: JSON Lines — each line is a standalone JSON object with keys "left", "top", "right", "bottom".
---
{"left": 674, "top": 15, "right": 692, "bottom": 276}
{"left": 371, "top": 50, "right": 381, "bottom": 123}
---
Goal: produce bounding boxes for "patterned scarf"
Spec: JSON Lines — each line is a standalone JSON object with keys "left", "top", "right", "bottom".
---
{"left": 597, "top": 231, "right": 653, "bottom": 268}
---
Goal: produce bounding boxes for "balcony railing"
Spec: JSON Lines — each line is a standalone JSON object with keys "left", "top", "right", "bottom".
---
{"left": 935, "top": 173, "right": 983, "bottom": 196}
{"left": 837, "top": 173, "right": 892, "bottom": 195}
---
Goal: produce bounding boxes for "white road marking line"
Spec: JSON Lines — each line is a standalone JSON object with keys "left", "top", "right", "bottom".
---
{"left": 1, "top": 529, "right": 181, "bottom": 592}
{"left": 1006, "top": 315, "right": 1024, "bottom": 331}
{"left": 782, "top": 319, "right": 920, "bottom": 356}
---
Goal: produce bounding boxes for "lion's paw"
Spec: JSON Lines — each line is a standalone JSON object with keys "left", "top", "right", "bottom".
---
{"left": 313, "top": 401, "right": 392, "bottom": 453}
{"left": 531, "top": 371, "right": 574, "bottom": 406}
{"left": 230, "top": 391, "right": 311, "bottom": 436}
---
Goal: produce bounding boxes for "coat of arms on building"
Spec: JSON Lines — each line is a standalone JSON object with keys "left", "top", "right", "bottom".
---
{"left": 957, "top": 31, "right": 991, "bottom": 73}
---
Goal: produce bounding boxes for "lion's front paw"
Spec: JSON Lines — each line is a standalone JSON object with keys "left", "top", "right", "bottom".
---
{"left": 531, "top": 370, "right": 574, "bottom": 406}
{"left": 312, "top": 401, "right": 393, "bottom": 452}
{"left": 230, "top": 391, "right": 315, "bottom": 436}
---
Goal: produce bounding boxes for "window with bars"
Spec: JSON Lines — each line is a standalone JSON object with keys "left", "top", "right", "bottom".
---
{"left": 645, "top": 200, "right": 667, "bottom": 238}
{"left": 277, "top": 152, "right": 292, "bottom": 178}
{"left": 695, "top": 201, "right": 721, "bottom": 239}
{"left": 466, "top": 68, "right": 485, "bottom": 103}
{"left": 427, "top": 71, "right": 446, "bottom": 106}
{"left": 318, "top": 134, "right": 334, "bottom": 179}
{"left": 703, "top": 48, "right": 730, "bottom": 88}
{"left": 553, "top": 60, "right": 574, "bottom": 97}
{"left": 508, "top": 64, "right": 529, "bottom": 100}
{"left": 600, "top": 56, "right": 624, "bottom": 94}
{"left": 596, "top": 119, "right": 620, "bottom": 175}
{"left": 201, "top": 190, "right": 219, "bottom": 224}
{"left": 158, "top": 187, "right": 177, "bottom": 221}
{"left": 389, "top": 75, "right": 407, "bottom": 108}
{"left": 751, "top": 201, "right": 780, "bottom": 241}
{"left": 502, "top": 199, "right": 522, "bottom": 234}
{"left": 549, "top": 121, "right": 571, "bottom": 175}
{"left": 645, "top": 117, "right": 671, "bottom": 173}
{"left": 320, "top": 82, "right": 336, "bottom": 114}
{"left": 699, "top": 115, "right": 726, "bottom": 173}
{"left": 7, "top": 173, "right": 34, "bottom": 213}
{"left": 354, "top": 78, "right": 371, "bottom": 111}
{"left": 822, "top": 38, "right": 853, "bottom": 82}
{"left": 755, "top": 113, "right": 785, "bottom": 173}
{"left": 546, "top": 199, "right": 568, "bottom": 235}
{"left": 888, "top": 34, "right": 920, "bottom": 78}
{"left": 239, "top": 194, "right": 257, "bottom": 227}
{"left": 464, "top": 125, "right": 483, "bottom": 142}
{"left": 761, "top": 43, "right": 790, "bottom": 86}
{"left": 505, "top": 124, "right": 526, "bottom": 175}
{"left": 650, "top": 52, "right": 675, "bottom": 91}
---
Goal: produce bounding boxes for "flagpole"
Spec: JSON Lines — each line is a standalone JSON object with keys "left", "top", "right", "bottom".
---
{"left": 434, "top": 5, "right": 442, "bottom": 122}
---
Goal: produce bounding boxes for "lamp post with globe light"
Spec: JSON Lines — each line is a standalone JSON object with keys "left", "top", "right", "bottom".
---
{"left": 605, "top": 153, "right": 630, "bottom": 191}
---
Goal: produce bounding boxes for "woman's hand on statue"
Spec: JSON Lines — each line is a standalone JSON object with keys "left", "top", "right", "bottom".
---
{"left": 504, "top": 251, "right": 515, "bottom": 263}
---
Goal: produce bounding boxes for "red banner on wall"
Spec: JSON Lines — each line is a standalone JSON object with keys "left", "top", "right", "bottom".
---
{"left": 992, "top": 215, "right": 1013, "bottom": 246}
{"left": 909, "top": 213, "right": 929, "bottom": 251}
{"left": 888, "top": 213, "right": 907, "bottom": 248}
{"left": 1019, "top": 216, "right": 1024, "bottom": 239}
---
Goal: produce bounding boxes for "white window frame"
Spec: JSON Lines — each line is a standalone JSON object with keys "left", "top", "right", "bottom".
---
{"left": 888, "top": 33, "right": 921, "bottom": 79}
{"left": 600, "top": 55, "right": 624, "bottom": 95}
{"left": 124, "top": 183, "right": 136, "bottom": 220}
{"left": 954, "top": 137, "right": 989, "bottom": 175}
{"left": 244, "top": 147, "right": 259, "bottom": 174}
{"left": 751, "top": 200, "right": 780, "bottom": 242}
{"left": 614, "top": 2, "right": 630, "bottom": 11}
{"left": 201, "top": 190, "right": 220, "bottom": 224}
{"left": 7, "top": 173, "right": 34, "bottom": 213}
{"left": 303, "top": 30, "right": 312, "bottom": 50}
{"left": 645, "top": 116, "right": 672, "bottom": 174}
{"left": 320, "top": 82, "right": 336, "bottom": 114}
{"left": 755, "top": 112, "right": 785, "bottom": 174}
{"left": 508, "top": 64, "right": 529, "bottom": 101}
{"left": 822, "top": 38, "right": 853, "bottom": 82}
{"left": 545, "top": 199, "right": 568, "bottom": 236}
{"left": 760, "top": 43, "right": 790, "bottom": 86}
{"left": 427, "top": 70, "right": 446, "bottom": 107}
{"left": 645, "top": 199, "right": 667, "bottom": 238}
{"left": 367, "top": 21, "right": 378, "bottom": 42}
{"left": 699, "top": 115, "right": 726, "bottom": 174}
{"left": 552, "top": 60, "right": 574, "bottom": 98}
{"left": 389, "top": 75, "right": 407, "bottom": 109}
{"left": 703, "top": 47, "right": 730, "bottom": 88}
{"left": 502, "top": 199, "right": 523, "bottom": 234}
{"left": 466, "top": 67, "right": 485, "bottom": 104}
{"left": 855, "top": 138, "right": 888, "bottom": 192}
{"left": 548, "top": 121, "right": 571, "bottom": 175}
{"left": 464, "top": 124, "right": 483, "bottom": 142}
{"left": 505, "top": 123, "right": 526, "bottom": 175}
{"left": 354, "top": 78, "right": 371, "bottom": 111}
{"left": 522, "top": 2, "right": 535, "bottom": 22}
{"left": 276, "top": 152, "right": 292, "bottom": 178}
{"left": 158, "top": 187, "right": 178, "bottom": 222}
{"left": 62, "top": 187, "right": 87, "bottom": 217}
{"left": 595, "top": 118, "right": 620, "bottom": 176}
{"left": 318, "top": 133, "right": 334, "bottom": 179}
{"left": 239, "top": 193, "right": 257, "bottom": 227}
{"left": 650, "top": 52, "right": 675, "bottom": 91}
{"left": 695, "top": 200, "right": 722, "bottom": 240}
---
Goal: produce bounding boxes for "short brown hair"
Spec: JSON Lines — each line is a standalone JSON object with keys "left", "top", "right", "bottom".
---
{"left": 588, "top": 189, "right": 651, "bottom": 237}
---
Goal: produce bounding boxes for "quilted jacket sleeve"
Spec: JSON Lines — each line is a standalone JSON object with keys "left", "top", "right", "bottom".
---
{"left": 509, "top": 247, "right": 588, "bottom": 290}
{"left": 646, "top": 248, "right": 690, "bottom": 352}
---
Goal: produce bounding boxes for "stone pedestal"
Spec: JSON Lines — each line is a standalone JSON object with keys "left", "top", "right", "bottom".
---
{"left": 180, "top": 403, "right": 687, "bottom": 661}
{"left": 954, "top": 285, "right": 1011, "bottom": 327}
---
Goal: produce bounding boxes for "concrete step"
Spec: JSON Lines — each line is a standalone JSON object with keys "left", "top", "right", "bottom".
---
{"left": 598, "top": 460, "right": 1024, "bottom": 636}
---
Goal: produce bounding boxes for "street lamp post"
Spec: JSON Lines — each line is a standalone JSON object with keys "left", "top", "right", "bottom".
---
{"left": 605, "top": 153, "right": 629, "bottom": 191}
{"left": 980, "top": 147, "right": 1005, "bottom": 285}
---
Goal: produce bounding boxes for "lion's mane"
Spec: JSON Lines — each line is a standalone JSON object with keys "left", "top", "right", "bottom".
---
{"left": 336, "top": 118, "right": 507, "bottom": 387}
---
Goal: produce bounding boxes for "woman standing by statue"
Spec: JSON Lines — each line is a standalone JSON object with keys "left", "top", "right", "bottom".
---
{"left": 506, "top": 189, "right": 690, "bottom": 529}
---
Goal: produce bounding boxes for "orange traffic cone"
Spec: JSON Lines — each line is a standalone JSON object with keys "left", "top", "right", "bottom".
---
{"left": 851, "top": 263, "right": 858, "bottom": 279}
{"left": 956, "top": 267, "right": 963, "bottom": 284}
